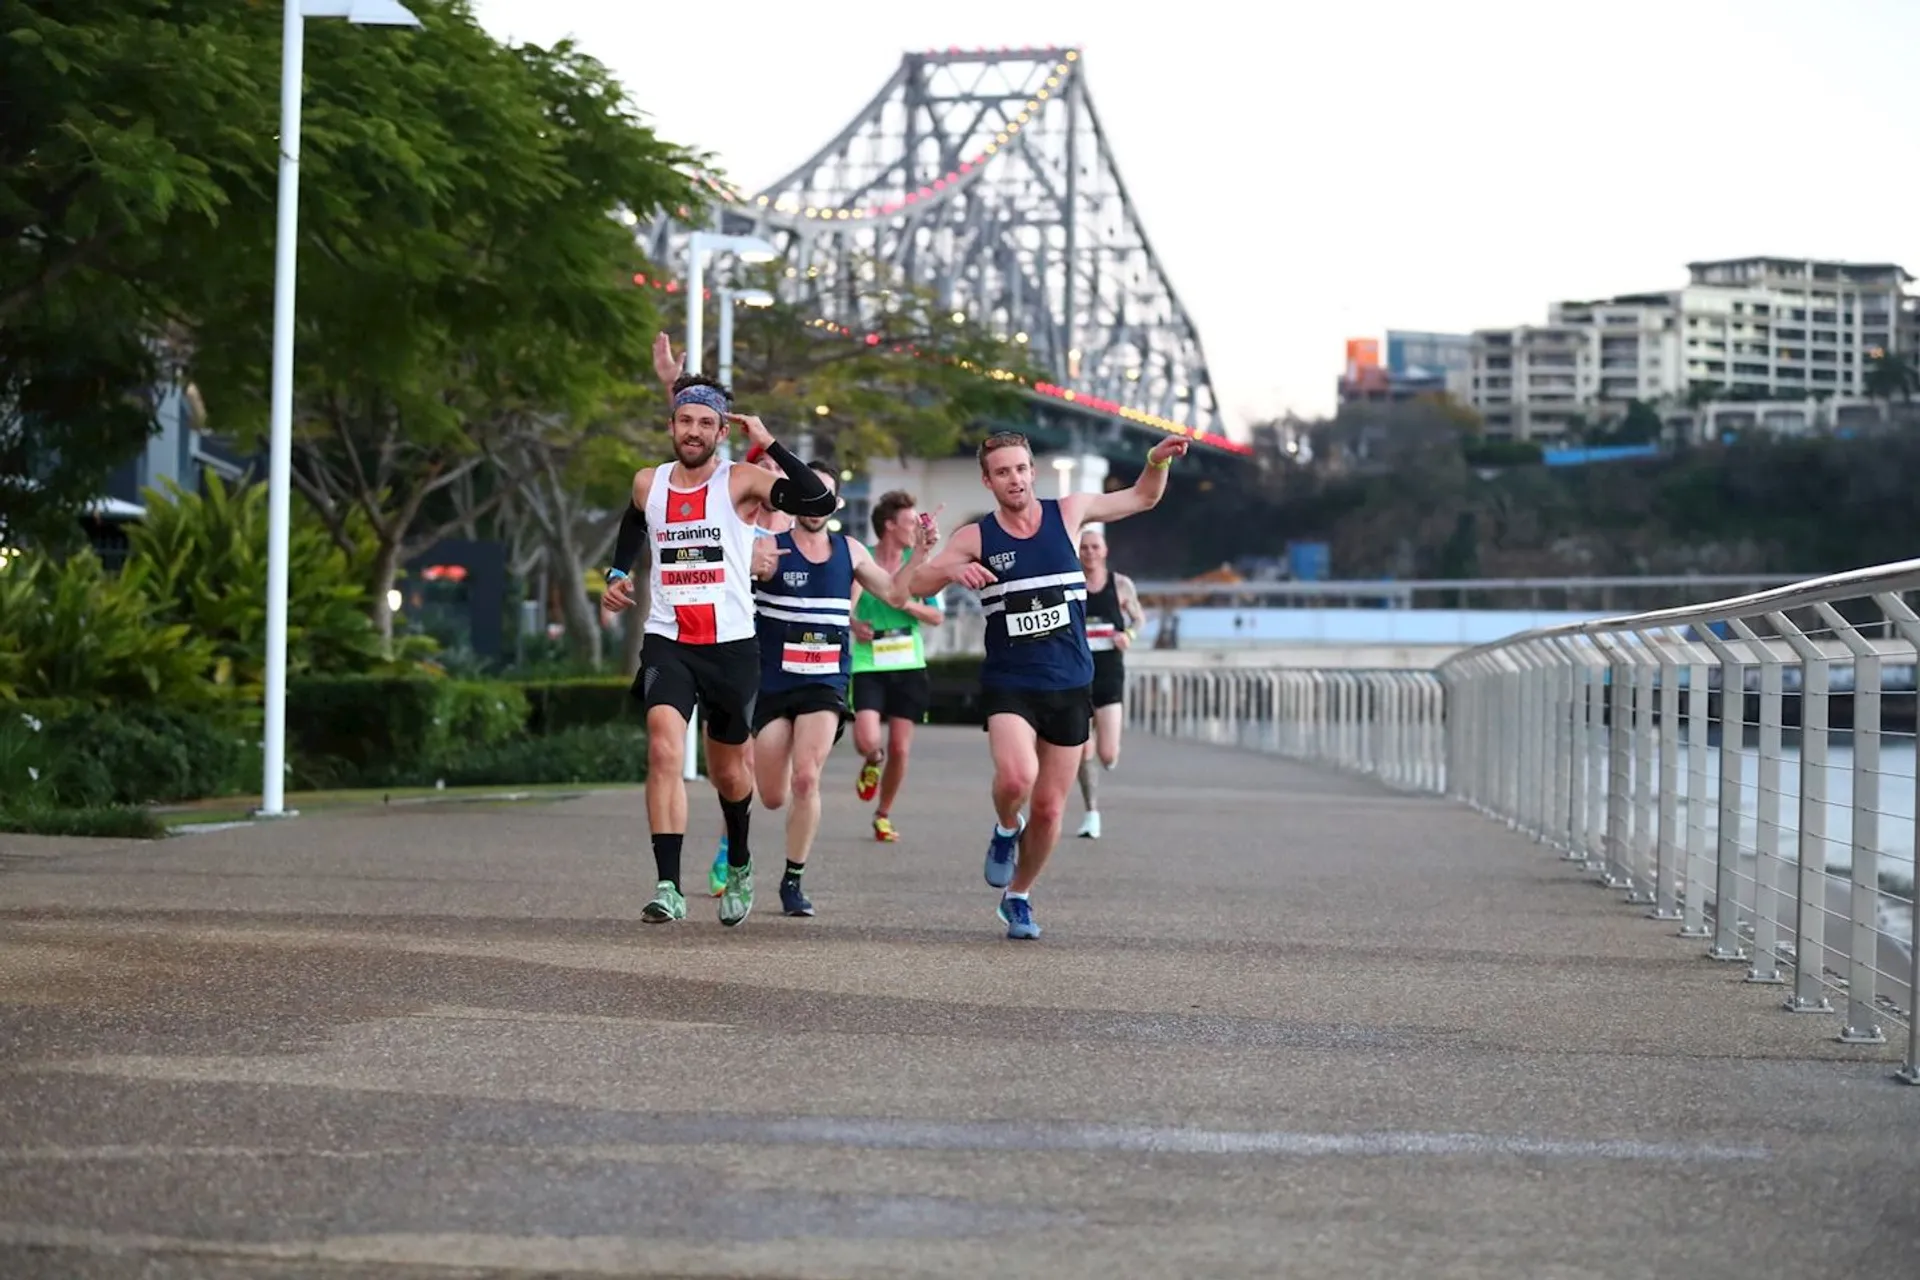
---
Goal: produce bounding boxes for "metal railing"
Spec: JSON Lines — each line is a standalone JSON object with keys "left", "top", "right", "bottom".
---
{"left": 1122, "top": 561, "right": 1920, "bottom": 1083}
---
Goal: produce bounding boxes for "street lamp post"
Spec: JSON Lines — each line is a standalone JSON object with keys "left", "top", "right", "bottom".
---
{"left": 259, "top": 0, "right": 421, "bottom": 819}
{"left": 677, "top": 233, "right": 777, "bottom": 780}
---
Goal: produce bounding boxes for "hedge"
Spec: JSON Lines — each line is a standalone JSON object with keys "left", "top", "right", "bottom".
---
{"left": 1, "top": 699, "right": 257, "bottom": 808}
{"left": 519, "top": 677, "right": 637, "bottom": 735}
{"left": 285, "top": 676, "right": 527, "bottom": 788}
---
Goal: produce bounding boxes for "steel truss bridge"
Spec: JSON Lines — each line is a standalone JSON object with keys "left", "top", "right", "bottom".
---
{"left": 637, "top": 46, "right": 1248, "bottom": 460}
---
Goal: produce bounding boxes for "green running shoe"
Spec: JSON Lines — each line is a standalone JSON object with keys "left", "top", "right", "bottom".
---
{"left": 719, "top": 861, "right": 754, "bottom": 927}
{"left": 709, "top": 838, "right": 729, "bottom": 896}
{"left": 640, "top": 880, "right": 686, "bottom": 923}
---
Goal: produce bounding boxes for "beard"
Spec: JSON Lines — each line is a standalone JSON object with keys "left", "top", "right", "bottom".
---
{"left": 798, "top": 515, "right": 831, "bottom": 534}
{"left": 673, "top": 437, "right": 718, "bottom": 468}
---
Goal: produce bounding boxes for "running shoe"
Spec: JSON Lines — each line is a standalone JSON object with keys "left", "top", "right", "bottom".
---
{"left": 997, "top": 893, "right": 1041, "bottom": 940}
{"left": 1076, "top": 811, "right": 1101, "bottom": 840}
{"left": 872, "top": 815, "right": 899, "bottom": 843}
{"left": 856, "top": 759, "right": 881, "bottom": 802}
{"left": 780, "top": 875, "right": 814, "bottom": 917}
{"left": 984, "top": 813, "right": 1025, "bottom": 888}
{"left": 719, "top": 862, "right": 754, "bottom": 927}
{"left": 641, "top": 880, "right": 686, "bottom": 923}
{"left": 709, "top": 839, "right": 728, "bottom": 897}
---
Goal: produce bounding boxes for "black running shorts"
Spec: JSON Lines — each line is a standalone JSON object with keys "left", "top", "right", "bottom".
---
{"left": 752, "top": 683, "right": 850, "bottom": 743}
{"left": 851, "top": 667, "right": 932, "bottom": 724}
{"left": 1090, "top": 651, "right": 1126, "bottom": 709}
{"left": 635, "top": 634, "right": 760, "bottom": 746}
{"left": 980, "top": 684, "right": 1093, "bottom": 749}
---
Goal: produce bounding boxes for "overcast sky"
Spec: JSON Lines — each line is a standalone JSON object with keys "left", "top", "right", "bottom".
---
{"left": 471, "top": 0, "right": 1920, "bottom": 433}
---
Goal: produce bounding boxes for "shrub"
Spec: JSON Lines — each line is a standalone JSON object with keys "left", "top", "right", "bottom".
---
{"left": 0, "top": 805, "right": 167, "bottom": 840}
{"left": 128, "top": 476, "right": 385, "bottom": 693}
{"left": 0, "top": 549, "right": 219, "bottom": 705}
{"left": 406, "top": 723, "right": 649, "bottom": 788}
{"left": 286, "top": 675, "right": 527, "bottom": 788}
{"left": 0, "top": 701, "right": 254, "bottom": 807}
{"left": 519, "top": 677, "right": 637, "bottom": 735}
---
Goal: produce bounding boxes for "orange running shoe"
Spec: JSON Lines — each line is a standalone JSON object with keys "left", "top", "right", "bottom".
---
{"left": 873, "top": 815, "right": 899, "bottom": 843}
{"left": 856, "top": 759, "right": 881, "bottom": 802}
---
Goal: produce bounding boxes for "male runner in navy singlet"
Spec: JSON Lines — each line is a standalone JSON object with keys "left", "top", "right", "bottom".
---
{"left": 746, "top": 463, "right": 933, "bottom": 920}
{"left": 901, "top": 430, "right": 1188, "bottom": 938}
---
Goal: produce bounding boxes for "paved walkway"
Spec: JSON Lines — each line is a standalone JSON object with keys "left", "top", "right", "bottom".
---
{"left": 1, "top": 727, "right": 1915, "bottom": 1278}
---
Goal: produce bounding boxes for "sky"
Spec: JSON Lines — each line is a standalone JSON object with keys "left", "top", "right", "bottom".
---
{"left": 471, "top": 0, "right": 1920, "bottom": 435}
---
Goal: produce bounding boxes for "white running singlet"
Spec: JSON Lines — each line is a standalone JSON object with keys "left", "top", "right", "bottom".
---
{"left": 643, "top": 460, "right": 758, "bottom": 644}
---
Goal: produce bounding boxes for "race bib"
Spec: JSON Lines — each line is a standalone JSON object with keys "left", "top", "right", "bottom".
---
{"left": 782, "top": 626, "right": 842, "bottom": 676}
{"left": 1006, "top": 589, "right": 1071, "bottom": 643}
{"left": 870, "top": 628, "right": 916, "bottom": 670}
{"left": 657, "top": 546, "right": 725, "bottom": 605}
{"left": 1086, "top": 620, "right": 1118, "bottom": 652}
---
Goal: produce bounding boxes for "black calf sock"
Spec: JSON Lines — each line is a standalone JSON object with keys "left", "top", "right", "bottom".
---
{"left": 784, "top": 859, "right": 805, "bottom": 880}
{"left": 720, "top": 793, "right": 752, "bottom": 867}
{"left": 651, "top": 833, "right": 684, "bottom": 890}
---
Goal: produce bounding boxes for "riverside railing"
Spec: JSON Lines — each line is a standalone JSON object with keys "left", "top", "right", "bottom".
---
{"left": 1122, "top": 561, "right": 1920, "bottom": 1084}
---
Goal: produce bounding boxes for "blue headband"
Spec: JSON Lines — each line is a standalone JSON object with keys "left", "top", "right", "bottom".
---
{"left": 672, "top": 385, "right": 730, "bottom": 419}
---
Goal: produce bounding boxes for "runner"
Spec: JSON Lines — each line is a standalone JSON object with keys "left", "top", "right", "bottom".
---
{"left": 649, "top": 334, "right": 795, "bottom": 897}
{"left": 901, "top": 430, "right": 1188, "bottom": 939}
{"left": 748, "top": 464, "right": 935, "bottom": 918}
{"left": 600, "top": 377, "right": 837, "bottom": 926}
{"left": 1073, "top": 525, "right": 1145, "bottom": 839}
{"left": 848, "top": 489, "right": 945, "bottom": 843}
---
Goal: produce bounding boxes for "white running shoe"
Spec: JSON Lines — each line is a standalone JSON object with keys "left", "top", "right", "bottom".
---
{"left": 1076, "top": 810, "right": 1102, "bottom": 839}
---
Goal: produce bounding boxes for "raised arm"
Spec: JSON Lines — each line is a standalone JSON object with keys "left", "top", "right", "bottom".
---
{"left": 848, "top": 541, "right": 911, "bottom": 610}
{"left": 726, "top": 415, "right": 836, "bottom": 517}
{"left": 1061, "top": 436, "right": 1190, "bottom": 533}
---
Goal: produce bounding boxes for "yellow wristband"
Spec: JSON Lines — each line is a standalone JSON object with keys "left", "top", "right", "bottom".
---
{"left": 1146, "top": 448, "right": 1171, "bottom": 471}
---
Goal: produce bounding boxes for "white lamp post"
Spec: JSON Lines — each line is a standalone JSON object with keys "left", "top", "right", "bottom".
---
{"left": 258, "top": 0, "right": 421, "bottom": 819}
{"left": 678, "top": 233, "right": 777, "bottom": 780}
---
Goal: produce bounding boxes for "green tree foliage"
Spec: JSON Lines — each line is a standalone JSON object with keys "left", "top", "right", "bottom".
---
{"left": 0, "top": 1, "right": 266, "bottom": 547}
{"left": 127, "top": 474, "right": 387, "bottom": 693}
{"left": 719, "top": 274, "right": 1039, "bottom": 467}
{"left": 174, "top": 2, "right": 705, "bottom": 649}
{"left": 1864, "top": 350, "right": 1920, "bottom": 404}
{"left": 1109, "top": 429, "right": 1920, "bottom": 581}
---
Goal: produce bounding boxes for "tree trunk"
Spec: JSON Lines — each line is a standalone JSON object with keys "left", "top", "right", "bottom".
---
{"left": 370, "top": 540, "right": 402, "bottom": 658}
{"left": 551, "top": 540, "right": 604, "bottom": 670}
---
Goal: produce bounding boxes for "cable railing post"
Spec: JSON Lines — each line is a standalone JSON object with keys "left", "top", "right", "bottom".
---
{"left": 1767, "top": 609, "right": 1836, "bottom": 1016}
{"left": 1817, "top": 601, "right": 1888, "bottom": 1046}
{"left": 1727, "top": 617, "right": 1787, "bottom": 987}
{"left": 1697, "top": 628, "right": 1752, "bottom": 963}
{"left": 1651, "top": 628, "right": 1685, "bottom": 922}
{"left": 1871, "top": 592, "right": 1920, "bottom": 1081}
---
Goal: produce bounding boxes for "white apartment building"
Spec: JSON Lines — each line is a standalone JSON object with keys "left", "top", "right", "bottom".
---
{"left": 1469, "top": 257, "right": 1912, "bottom": 440}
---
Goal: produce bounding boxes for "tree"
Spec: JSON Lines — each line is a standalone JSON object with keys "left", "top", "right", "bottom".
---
{"left": 1863, "top": 349, "right": 1920, "bottom": 406}
{"left": 182, "top": 4, "right": 705, "bottom": 651}
{"left": 0, "top": 1, "right": 268, "bottom": 547}
{"left": 498, "top": 384, "right": 666, "bottom": 669}
{"left": 718, "top": 273, "right": 1038, "bottom": 468}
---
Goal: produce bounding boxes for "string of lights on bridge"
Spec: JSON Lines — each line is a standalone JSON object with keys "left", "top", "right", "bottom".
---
{"left": 624, "top": 270, "right": 1247, "bottom": 455}
{"left": 758, "top": 50, "right": 1079, "bottom": 222}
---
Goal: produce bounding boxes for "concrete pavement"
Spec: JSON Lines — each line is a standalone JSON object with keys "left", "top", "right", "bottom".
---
{"left": 1, "top": 726, "right": 1916, "bottom": 1278}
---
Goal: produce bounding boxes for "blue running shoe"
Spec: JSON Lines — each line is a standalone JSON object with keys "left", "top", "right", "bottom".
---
{"left": 984, "top": 814, "right": 1024, "bottom": 888}
{"left": 708, "top": 839, "right": 728, "bottom": 897}
{"left": 999, "top": 893, "right": 1041, "bottom": 940}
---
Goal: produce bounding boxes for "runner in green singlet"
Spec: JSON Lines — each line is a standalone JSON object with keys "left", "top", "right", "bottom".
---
{"left": 849, "top": 489, "right": 944, "bottom": 842}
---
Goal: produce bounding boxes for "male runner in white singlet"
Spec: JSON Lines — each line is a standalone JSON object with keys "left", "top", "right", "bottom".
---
{"left": 601, "top": 376, "right": 836, "bottom": 925}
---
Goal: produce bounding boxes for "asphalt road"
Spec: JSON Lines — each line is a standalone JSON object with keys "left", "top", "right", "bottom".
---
{"left": 2, "top": 726, "right": 1916, "bottom": 1278}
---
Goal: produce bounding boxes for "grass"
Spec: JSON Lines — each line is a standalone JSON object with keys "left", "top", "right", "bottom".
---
{"left": 155, "top": 779, "right": 640, "bottom": 830}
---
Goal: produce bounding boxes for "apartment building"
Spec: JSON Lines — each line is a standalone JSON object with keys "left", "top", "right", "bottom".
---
{"left": 1467, "top": 257, "right": 1912, "bottom": 440}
